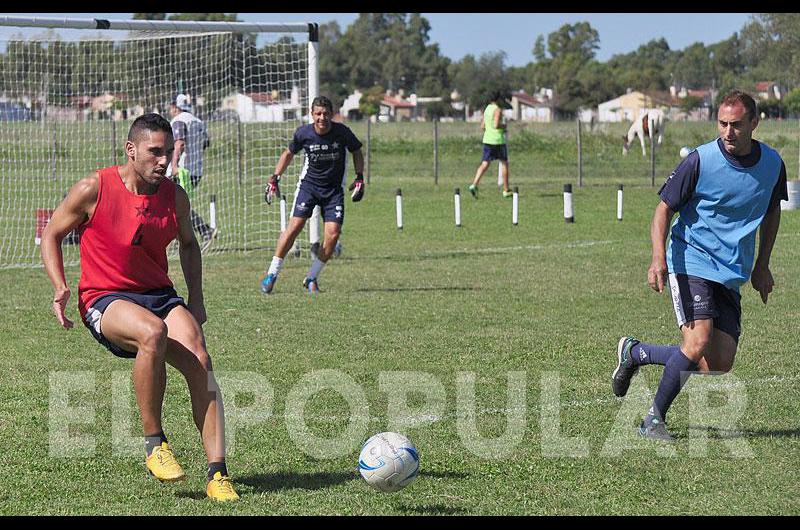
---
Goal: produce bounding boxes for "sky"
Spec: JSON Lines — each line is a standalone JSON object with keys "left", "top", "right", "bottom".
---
{"left": 0, "top": 12, "right": 755, "bottom": 66}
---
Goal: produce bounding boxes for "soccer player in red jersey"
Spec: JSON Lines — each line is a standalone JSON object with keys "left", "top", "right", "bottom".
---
{"left": 41, "top": 113, "right": 238, "bottom": 501}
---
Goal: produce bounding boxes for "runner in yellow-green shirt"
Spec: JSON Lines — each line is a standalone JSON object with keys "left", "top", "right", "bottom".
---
{"left": 469, "top": 90, "right": 512, "bottom": 198}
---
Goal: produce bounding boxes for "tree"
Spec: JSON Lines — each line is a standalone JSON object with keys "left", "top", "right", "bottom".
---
{"left": 359, "top": 85, "right": 385, "bottom": 117}
{"left": 784, "top": 88, "right": 800, "bottom": 115}
{"left": 543, "top": 22, "right": 601, "bottom": 115}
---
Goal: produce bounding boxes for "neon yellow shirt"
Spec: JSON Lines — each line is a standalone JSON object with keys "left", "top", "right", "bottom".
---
{"left": 482, "top": 103, "right": 505, "bottom": 145}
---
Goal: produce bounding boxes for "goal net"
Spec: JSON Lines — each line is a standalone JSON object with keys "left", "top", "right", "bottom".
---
{"left": 0, "top": 17, "right": 318, "bottom": 269}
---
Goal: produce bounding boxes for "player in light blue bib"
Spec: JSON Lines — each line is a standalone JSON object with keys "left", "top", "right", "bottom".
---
{"left": 611, "top": 90, "right": 787, "bottom": 441}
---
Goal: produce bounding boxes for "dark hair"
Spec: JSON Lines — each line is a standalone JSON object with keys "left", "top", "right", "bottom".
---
{"left": 720, "top": 90, "right": 758, "bottom": 121}
{"left": 128, "top": 113, "right": 173, "bottom": 143}
{"left": 311, "top": 95, "right": 334, "bottom": 113}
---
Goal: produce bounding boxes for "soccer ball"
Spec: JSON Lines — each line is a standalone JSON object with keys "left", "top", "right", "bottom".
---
{"left": 358, "top": 432, "right": 419, "bottom": 492}
{"left": 679, "top": 146, "right": 691, "bottom": 159}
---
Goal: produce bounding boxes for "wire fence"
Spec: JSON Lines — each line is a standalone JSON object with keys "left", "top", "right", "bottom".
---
{"left": 345, "top": 118, "right": 800, "bottom": 191}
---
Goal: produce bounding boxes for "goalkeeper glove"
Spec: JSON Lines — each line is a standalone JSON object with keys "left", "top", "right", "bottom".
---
{"left": 349, "top": 173, "right": 365, "bottom": 202}
{"left": 265, "top": 174, "right": 281, "bottom": 204}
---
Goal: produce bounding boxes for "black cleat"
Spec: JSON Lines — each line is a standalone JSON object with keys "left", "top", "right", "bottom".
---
{"left": 612, "top": 336, "right": 640, "bottom": 397}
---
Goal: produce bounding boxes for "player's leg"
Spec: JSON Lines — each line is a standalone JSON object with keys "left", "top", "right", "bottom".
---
{"left": 261, "top": 215, "right": 307, "bottom": 294}
{"left": 470, "top": 145, "right": 492, "bottom": 196}
{"left": 262, "top": 182, "right": 319, "bottom": 293}
{"left": 161, "top": 305, "right": 237, "bottom": 500}
{"left": 97, "top": 298, "right": 186, "bottom": 481}
{"left": 500, "top": 148, "right": 511, "bottom": 196}
{"left": 304, "top": 189, "right": 344, "bottom": 293}
{"left": 638, "top": 274, "right": 723, "bottom": 440}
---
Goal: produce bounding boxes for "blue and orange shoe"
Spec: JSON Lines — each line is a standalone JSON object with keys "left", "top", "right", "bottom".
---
{"left": 260, "top": 272, "right": 278, "bottom": 294}
{"left": 303, "top": 277, "right": 320, "bottom": 293}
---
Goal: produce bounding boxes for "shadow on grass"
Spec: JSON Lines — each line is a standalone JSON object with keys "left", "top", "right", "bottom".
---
{"left": 398, "top": 504, "right": 467, "bottom": 515}
{"left": 355, "top": 286, "right": 479, "bottom": 293}
{"left": 687, "top": 425, "right": 800, "bottom": 439}
{"left": 236, "top": 471, "right": 358, "bottom": 492}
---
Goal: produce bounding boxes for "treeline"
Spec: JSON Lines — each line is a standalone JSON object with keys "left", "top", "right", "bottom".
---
{"left": 317, "top": 13, "right": 800, "bottom": 117}
{"left": 2, "top": 13, "right": 799, "bottom": 118}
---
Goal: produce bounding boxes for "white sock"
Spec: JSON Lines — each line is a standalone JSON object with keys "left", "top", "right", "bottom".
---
{"left": 267, "top": 256, "right": 284, "bottom": 276}
{"left": 307, "top": 257, "right": 326, "bottom": 279}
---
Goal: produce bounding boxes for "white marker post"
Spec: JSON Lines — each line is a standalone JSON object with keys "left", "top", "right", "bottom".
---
{"left": 396, "top": 188, "right": 403, "bottom": 230}
{"left": 564, "top": 184, "right": 574, "bottom": 223}
{"left": 454, "top": 188, "right": 461, "bottom": 227}
{"left": 279, "top": 194, "right": 287, "bottom": 232}
{"left": 617, "top": 184, "right": 624, "bottom": 221}
{"left": 309, "top": 205, "right": 321, "bottom": 246}
{"left": 512, "top": 186, "right": 519, "bottom": 226}
{"left": 209, "top": 194, "right": 217, "bottom": 231}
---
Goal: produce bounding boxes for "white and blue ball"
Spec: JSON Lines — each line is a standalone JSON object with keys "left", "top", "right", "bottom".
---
{"left": 679, "top": 146, "right": 691, "bottom": 159}
{"left": 358, "top": 432, "right": 419, "bottom": 492}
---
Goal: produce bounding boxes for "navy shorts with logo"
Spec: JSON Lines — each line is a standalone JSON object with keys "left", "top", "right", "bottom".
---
{"left": 667, "top": 273, "right": 742, "bottom": 342}
{"left": 82, "top": 287, "right": 186, "bottom": 359}
{"left": 482, "top": 143, "right": 508, "bottom": 162}
{"left": 292, "top": 180, "right": 345, "bottom": 224}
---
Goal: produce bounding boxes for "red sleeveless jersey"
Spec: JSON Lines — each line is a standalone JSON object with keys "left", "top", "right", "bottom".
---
{"left": 78, "top": 166, "right": 178, "bottom": 318}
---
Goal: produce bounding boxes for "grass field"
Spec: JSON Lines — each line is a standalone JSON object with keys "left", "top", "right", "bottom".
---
{"left": 1, "top": 121, "right": 800, "bottom": 514}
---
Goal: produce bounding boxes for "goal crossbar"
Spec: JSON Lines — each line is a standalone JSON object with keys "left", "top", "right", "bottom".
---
{"left": 0, "top": 16, "right": 315, "bottom": 36}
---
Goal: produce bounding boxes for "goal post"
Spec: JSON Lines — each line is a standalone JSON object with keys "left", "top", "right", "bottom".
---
{"left": 0, "top": 16, "right": 318, "bottom": 269}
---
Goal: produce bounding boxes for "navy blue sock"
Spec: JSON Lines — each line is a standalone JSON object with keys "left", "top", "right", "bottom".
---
{"left": 145, "top": 431, "right": 168, "bottom": 457}
{"left": 208, "top": 461, "right": 228, "bottom": 481}
{"left": 630, "top": 342, "right": 682, "bottom": 367}
{"left": 644, "top": 350, "right": 698, "bottom": 424}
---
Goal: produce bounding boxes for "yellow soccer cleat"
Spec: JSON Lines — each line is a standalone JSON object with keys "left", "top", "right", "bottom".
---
{"left": 207, "top": 471, "right": 240, "bottom": 502}
{"left": 145, "top": 442, "right": 187, "bottom": 482}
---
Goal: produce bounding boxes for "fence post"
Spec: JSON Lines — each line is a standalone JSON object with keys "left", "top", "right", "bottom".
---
{"left": 577, "top": 118, "right": 583, "bottom": 188}
{"left": 650, "top": 134, "right": 656, "bottom": 187}
{"left": 236, "top": 117, "right": 243, "bottom": 186}
{"left": 433, "top": 118, "right": 439, "bottom": 185}
{"left": 366, "top": 117, "right": 372, "bottom": 185}
{"left": 111, "top": 119, "right": 117, "bottom": 165}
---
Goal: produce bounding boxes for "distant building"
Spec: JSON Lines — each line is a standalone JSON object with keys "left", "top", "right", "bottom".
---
{"left": 510, "top": 89, "right": 553, "bottom": 122}
{"left": 220, "top": 86, "right": 303, "bottom": 123}
{"left": 380, "top": 91, "right": 416, "bottom": 122}
{"left": 755, "top": 81, "right": 781, "bottom": 101}
{"left": 598, "top": 90, "right": 657, "bottom": 122}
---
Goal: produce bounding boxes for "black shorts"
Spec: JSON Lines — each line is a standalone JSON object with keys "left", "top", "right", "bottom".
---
{"left": 82, "top": 287, "right": 186, "bottom": 359}
{"left": 668, "top": 273, "right": 742, "bottom": 343}
{"left": 292, "top": 180, "right": 345, "bottom": 224}
{"left": 482, "top": 144, "right": 508, "bottom": 162}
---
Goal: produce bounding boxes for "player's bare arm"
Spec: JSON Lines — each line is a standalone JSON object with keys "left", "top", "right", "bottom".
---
{"left": 175, "top": 184, "right": 206, "bottom": 325}
{"left": 273, "top": 148, "right": 294, "bottom": 176}
{"left": 493, "top": 107, "right": 505, "bottom": 130}
{"left": 171, "top": 139, "right": 186, "bottom": 175}
{"left": 40, "top": 172, "right": 100, "bottom": 329}
{"left": 352, "top": 148, "right": 365, "bottom": 175}
{"left": 648, "top": 200, "right": 675, "bottom": 293}
{"left": 751, "top": 206, "right": 781, "bottom": 304}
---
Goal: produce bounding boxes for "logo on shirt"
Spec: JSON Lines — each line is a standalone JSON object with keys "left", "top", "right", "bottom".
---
{"left": 134, "top": 205, "right": 151, "bottom": 218}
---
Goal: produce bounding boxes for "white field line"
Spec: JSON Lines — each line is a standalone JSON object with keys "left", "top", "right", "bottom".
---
{"left": 279, "top": 373, "right": 800, "bottom": 423}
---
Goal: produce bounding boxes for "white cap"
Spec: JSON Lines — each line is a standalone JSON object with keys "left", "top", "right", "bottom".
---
{"left": 173, "top": 94, "right": 191, "bottom": 111}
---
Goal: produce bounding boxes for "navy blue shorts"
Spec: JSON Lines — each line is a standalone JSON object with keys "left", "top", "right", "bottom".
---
{"left": 482, "top": 144, "right": 508, "bottom": 162}
{"left": 292, "top": 180, "right": 345, "bottom": 224}
{"left": 668, "top": 273, "right": 742, "bottom": 343}
{"left": 82, "top": 287, "right": 186, "bottom": 359}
